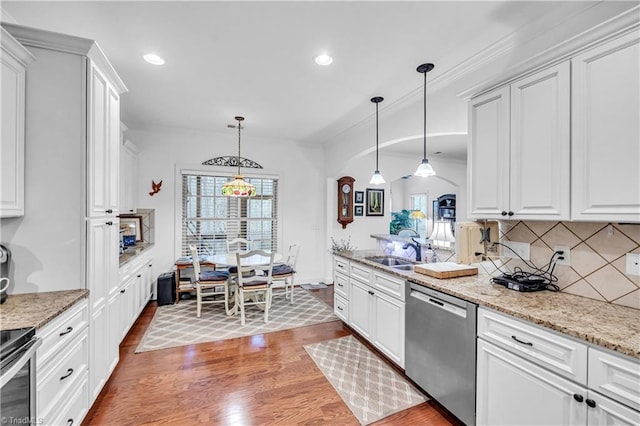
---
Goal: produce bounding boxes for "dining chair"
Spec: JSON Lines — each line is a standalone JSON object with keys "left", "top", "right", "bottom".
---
{"left": 272, "top": 243, "right": 299, "bottom": 304}
{"left": 189, "top": 245, "right": 232, "bottom": 317}
{"left": 233, "top": 249, "right": 275, "bottom": 325}
{"left": 226, "top": 237, "right": 253, "bottom": 253}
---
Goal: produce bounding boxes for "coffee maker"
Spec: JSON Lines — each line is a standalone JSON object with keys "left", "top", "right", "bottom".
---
{"left": 0, "top": 245, "right": 10, "bottom": 304}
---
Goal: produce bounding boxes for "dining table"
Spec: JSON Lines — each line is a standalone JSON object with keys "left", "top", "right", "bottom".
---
{"left": 209, "top": 252, "right": 283, "bottom": 267}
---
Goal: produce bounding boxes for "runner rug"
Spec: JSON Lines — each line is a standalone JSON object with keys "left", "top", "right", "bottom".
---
{"left": 136, "top": 289, "right": 337, "bottom": 353}
{"left": 304, "top": 335, "right": 427, "bottom": 425}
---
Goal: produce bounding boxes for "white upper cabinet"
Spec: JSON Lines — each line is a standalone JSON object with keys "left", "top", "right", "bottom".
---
{"left": 468, "top": 62, "right": 570, "bottom": 220}
{"left": 0, "top": 28, "right": 34, "bottom": 218}
{"left": 119, "top": 138, "right": 139, "bottom": 214}
{"left": 571, "top": 31, "right": 640, "bottom": 222}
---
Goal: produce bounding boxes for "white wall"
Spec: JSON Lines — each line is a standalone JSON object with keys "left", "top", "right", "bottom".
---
{"left": 127, "top": 126, "right": 327, "bottom": 286}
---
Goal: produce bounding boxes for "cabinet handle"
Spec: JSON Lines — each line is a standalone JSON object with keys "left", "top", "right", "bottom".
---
{"left": 59, "top": 326, "right": 73, "bottom": 337}
{"left": 501, "top": 211, "right": 507, "bottom": 216}
{"left": 106, "top": 221, "right": 113, "bottom": 226}
{"left": 60, "top": 368, "right": 74, "bottom": 381}
{"left": 511, "top": 335, "right": 533, "bottom": 346}
{"left": 148, "top": 264, "right": 153, "bottom": 267}
{"left": 106, "top": 209, "right": 113, "bottom": 214}
{"left": 67, "top": 420, "right": 74, "bottom": 426}
{"left": 508, "top": 211, "right": 514, "bottom": 216}
{"left": 121, "top": 289, "right": 126, "bottom": 294}
{"left": 573, "top": 394, "right": 584, "bottom": 403}
{"left": 337, "top": 306, "right": 343, "bottom": 311}
{"left": 585, "top": 399, "right": 596, "bottom": 408}
{"left": 137, "top": 274, "right": 142, "bottom": 278}
{"left": 337, "top": 283, "right": 343, "bottom": 287}
{"left": 368, "top": 291, "right": 374, "bottom": 295}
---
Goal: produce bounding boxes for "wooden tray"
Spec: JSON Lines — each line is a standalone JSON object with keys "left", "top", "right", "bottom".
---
{"left": 414, "top": 262, "right": 478, "bottom": 279}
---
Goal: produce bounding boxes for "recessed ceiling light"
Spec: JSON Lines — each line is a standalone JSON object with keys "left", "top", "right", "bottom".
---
{"left": 143, "top": 53, "right": 165, "bottom": 66}
{"left": 314, "top": 53, "right": 333, "bottom": 66}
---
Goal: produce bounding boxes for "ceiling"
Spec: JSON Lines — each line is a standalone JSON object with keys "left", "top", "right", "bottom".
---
{"left": 2, "top": 1, "right": 635, "bottom": 159}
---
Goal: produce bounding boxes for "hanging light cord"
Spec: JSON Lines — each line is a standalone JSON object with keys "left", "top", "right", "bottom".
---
{"left": 235, "top": 116, "right": 244, "bottom": 175}
{"left": 422, "top": 70, "right": 427, "bottom": 160}
{"left": 375, "top": 101, "right": 380, "bottom": 171}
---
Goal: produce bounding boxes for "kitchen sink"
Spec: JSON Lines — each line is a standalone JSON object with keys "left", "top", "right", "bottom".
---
{"left": 391, "top": 264, "right": 414, "bottom": 271}
{"left": 366, "top": 256, "right": 414, "bottom": 267}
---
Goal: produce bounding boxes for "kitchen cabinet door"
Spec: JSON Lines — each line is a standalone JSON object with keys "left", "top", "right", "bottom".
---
{"left": 119, "top": 139, "right": 139, "bottom": 214}
{"left": 349, "top": 278, "right": 373, "bottom": 340}
{"left": 510, "top": 62, "right": 570, "bottom": 220}
{"left": 1, "top": 29, "right": 33, "bottom": 218}
{"left": 89, "top": 303, "right": 108, "bottom": 401}
{"left": 87, "top": 61, "right": 120, "bottom": 218}
{"left": 372, "top": 290, "right": 404, "bottom": 367}
{"left": 571, "top": 31, "right": 640, "bottom": 222}
{"left": 476, "top": 339, "right": 587, "bottom": 426}
{"left": 586, "top": 391, "right": 640, "bottom": 426}
{"left": 468, "top": 86, "right": 510, "bottom": 219}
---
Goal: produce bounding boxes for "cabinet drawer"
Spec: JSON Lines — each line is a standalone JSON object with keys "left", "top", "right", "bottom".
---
{"left": 588, "top": 347, "right": 640, "bottom": 411}
{"left": 334, "top": 294, "right": 349, "bottom": 322}
{"left": 478, "top": 308, "right": 587, "bottom": 384}
{"left": 350, "top": 262, "right": 371, "bottom": 283}
{"left": 46, "top": 372, "right": 89, "bottom": 426}
{"left": 372, "top": 270, "right": 405, "bottom": 302}
{"left": 37, "top": 299, "right": 88, "bottom": 369}
{"left": 334, "top": 272, "right": 349, "bottom": 299}
{"left": 37, "top": 330, "right": 89, "bottom": 420}
{"left": 334, "top": 257, "right": 349, "bottom": 275}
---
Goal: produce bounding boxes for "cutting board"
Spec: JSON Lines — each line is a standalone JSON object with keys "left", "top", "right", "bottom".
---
{"left": 414, "top": 262, "right": 478, "bottom": 279}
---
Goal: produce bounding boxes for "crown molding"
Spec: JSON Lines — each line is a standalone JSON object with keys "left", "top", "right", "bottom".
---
{"left": 1, "top": 22, "right": 127, "bottom": 94}
{"left": 1, "top": 26, "right": 35, "bottom": 65}
{"left": 457, "top": 5, "right": 640, "bottom": 100}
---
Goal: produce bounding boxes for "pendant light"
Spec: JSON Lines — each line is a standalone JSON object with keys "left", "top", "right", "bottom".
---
{"left": 369, "top": 96, "right": 385, "bottom": 185}
{"left": 414, "top": 63, "right": 436, "bottom": 177}
{"left": 221, "top": 116, "right": 257, "bottom": 197}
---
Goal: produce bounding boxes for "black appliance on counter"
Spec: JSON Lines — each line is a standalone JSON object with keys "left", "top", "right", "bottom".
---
{"left": 1, "top": 244, "right": 10, "bottom": 304}
{"left": 1, "top": 327, "right": 41, "bottom": 423}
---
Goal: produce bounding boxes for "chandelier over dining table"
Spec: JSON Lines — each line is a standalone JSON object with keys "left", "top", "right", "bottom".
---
{"left": 222, "top": 116, "right": 257, "bottom": 197}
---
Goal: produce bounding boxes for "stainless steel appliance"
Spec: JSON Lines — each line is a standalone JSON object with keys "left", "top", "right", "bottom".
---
{"left": 0, "top": 245, "right": 10, "bottom": 304}
{"left": 0, "top": 327, "right": 41, "bottom": 424}
{"left": 405, "top": 282, "right": 477, "bottom": 426}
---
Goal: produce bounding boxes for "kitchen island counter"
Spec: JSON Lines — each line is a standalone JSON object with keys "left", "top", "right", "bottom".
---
{"left": 0, "top": 289, "right": 88, "bottom": 330}
{"left": 336, "top": 251, "right": 640, "bottom": 359}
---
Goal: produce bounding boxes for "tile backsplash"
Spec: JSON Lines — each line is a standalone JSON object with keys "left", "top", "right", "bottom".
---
{"left": 484, "top": 221, "right": 640, "bottom": 310}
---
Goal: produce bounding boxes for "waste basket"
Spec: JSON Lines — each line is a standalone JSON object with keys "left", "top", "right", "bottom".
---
{"left": 157, "top": 272, "right": 176, "bottom": 306}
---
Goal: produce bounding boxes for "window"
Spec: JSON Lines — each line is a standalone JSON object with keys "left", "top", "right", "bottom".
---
{"left": 181, "top": 173, "right": 278, "bottom": 255}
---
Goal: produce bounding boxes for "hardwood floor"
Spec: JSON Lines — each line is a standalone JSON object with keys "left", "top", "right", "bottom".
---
{"left": 83, "top": 286, "right": 461, "bottom": 426}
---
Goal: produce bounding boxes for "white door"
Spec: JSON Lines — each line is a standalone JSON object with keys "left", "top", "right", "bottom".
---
{"left": 571, "top": 31, "right": 640, "bottom": 222}
{"left": 349, "top": 278, "right": 372, "bottom": 340}
{"left": 476, "top": 339, "right": 587, "bottom": 426}
{"left": 468, "top": 86, "right": 510, "bottom": 219}
{"left": 372, "top": 291, "right": 404, "bottom": 367}
{"left": 107, "top": 84, "right": 120, "bottom": 215}
{"left": 586, "top": 391, "right": 640, "bottom": 426}
{"left": 87, "top": 62, "right": 109, "bottom": 217}
{"left": 510, "top": 61, "right": 570, "bottom": 220}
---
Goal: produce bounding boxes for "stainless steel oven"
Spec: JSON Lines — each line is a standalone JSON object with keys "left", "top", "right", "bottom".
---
{"left": 1, "top": 327, "right": 41, "bottom": 425}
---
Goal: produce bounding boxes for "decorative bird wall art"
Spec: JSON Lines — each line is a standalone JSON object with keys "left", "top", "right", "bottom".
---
{"left": 149, "top": 180, "right": 163, "bottom": 196}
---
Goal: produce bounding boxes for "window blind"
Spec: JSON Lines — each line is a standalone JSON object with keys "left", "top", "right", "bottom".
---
{"left": 181, "top": 174, "right": 278, "bottom": 256}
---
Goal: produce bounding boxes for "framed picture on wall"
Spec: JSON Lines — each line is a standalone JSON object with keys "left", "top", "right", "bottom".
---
{"left": 354, "top": 205, "right": 364, "bottom": 216}
{"left": 354, "top": 191, "right": 364, "bottom": 204}
{"left": 366, "top": 188, "right": 384, "bottom": 216}
{"left": 120, "top": 215, "right": 143, "bottom": 242}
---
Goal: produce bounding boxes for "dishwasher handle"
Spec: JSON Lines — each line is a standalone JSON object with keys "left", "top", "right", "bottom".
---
{"left": 409, "top": 289, "right": 468, "bottom": 319}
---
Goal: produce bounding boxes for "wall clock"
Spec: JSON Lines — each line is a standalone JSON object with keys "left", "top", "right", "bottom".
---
{"left": 337, "top": 176, "right": 355, "bottom": 229}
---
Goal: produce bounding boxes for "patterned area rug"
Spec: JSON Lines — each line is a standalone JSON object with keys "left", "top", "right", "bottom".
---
{"left": 136, "top": 289, "right": 337, "bottom": 353}
{"left": 304, "top": 335, "right": 427, "bottom": 425}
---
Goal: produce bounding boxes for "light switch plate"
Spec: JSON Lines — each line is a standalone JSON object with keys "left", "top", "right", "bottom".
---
{"left": 626, "top": 253, "right": 640, "bottom": 276}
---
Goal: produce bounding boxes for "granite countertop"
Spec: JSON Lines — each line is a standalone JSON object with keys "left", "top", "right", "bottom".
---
{"left": 0, "top": 289, "right": 89, "bottom": 330}
{"left": 119, "top": 242, "right": 154, "bottom": 267}
{"left": 336, "top": 251, "right": 640, "bottom": 360}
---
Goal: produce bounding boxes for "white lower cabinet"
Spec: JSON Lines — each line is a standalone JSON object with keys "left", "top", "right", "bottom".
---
{"left": 36, "top": 299, "right": 89, "bottom": 425}
{"left": 118, "top": 249, "right": 154, "bottom": 341}
{"left": 477, "top": 307, "right": 640, "bottom": 426}
{"left": 332, "top": 256, "right": 405, "bottom": 368}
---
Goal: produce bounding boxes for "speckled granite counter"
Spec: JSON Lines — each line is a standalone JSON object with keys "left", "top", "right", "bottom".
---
{"left": 337, "top": 251, "right": 640, "bottom": 360}
{"left": 0, "top": 289, "right": 88, "bottom": 330}
{"left": 119, "top": 242, "right": 154, "bottom": 267}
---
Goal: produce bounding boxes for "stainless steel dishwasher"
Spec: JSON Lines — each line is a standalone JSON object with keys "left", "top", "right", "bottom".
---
{"left": 405, "top": 281, "right": 477, "bottom": 426}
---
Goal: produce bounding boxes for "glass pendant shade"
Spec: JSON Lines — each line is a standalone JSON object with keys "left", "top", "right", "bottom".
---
{"left": 415, "top": 63, "right": 436, "bottom": 177}
{"left": 369, "top": 170, "right": 385, "bottom": 185}
{"left": 414, "top": 158, "right": 436, "bottom": 177}
{"left": 370, "top": 96, "right": 385, "bottom": 185}
{"left": 222, "top": 175, "right": 257, "bottom": 197}
{"left": 222, "top": 116, "right": 256, "bottom": 197}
